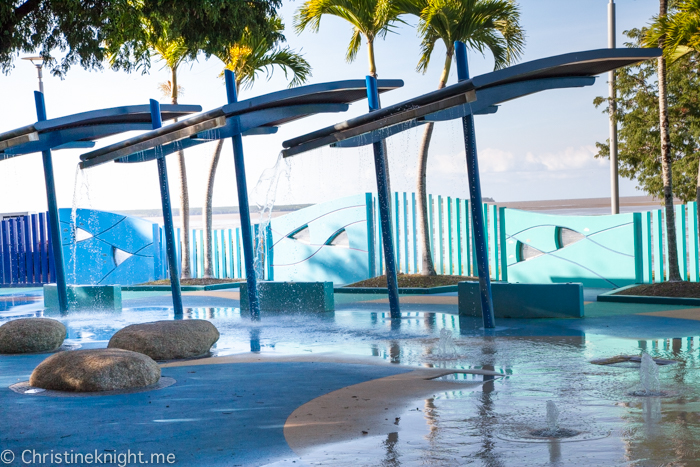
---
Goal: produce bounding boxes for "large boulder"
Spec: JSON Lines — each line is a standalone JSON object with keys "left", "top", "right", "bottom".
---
{"left": 108, "top": 320, "right": 219, "bottom": 361}
{"left": 0, "top": 318, "right": 66, "bottom": 354}
{"left": 30, "top": 348, "right": 160, "bottom": 392}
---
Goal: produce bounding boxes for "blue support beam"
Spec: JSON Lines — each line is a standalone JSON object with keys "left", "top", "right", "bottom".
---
{"left": 366, "top": 76, "right": 401, "bottom": 319}
{"left": 454, "top": 41, "right": 495, "bottom": 329}
{"left": 34, "top": 91, "right": 68, "bottom": 313}
{"left": 150, "top": 99, "right": 184, "bottom": 317}
{"left": 225, "top": 70, "right": 261, "bottom": 321}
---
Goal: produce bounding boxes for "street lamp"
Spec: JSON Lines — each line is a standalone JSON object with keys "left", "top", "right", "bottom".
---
{"left": 608, "top": 0, "right": 620, "bottom": 214}
{"left": 22, "top": 56, "right": 46, "bottom": 94}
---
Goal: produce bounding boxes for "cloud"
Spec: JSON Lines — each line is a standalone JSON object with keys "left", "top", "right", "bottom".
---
{"left": 475, "top": 145, "right": 605, "bottom": 173}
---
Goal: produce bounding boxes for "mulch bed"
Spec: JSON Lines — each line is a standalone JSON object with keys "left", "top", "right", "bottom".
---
{"left": 139, "top": 278, "right": 244, "bottom": 286}
{"left": 346, "top": 274, "right": 477, "bottom": 288}
{"left": 614, "top": 282, "right": 700, "bottom": 298}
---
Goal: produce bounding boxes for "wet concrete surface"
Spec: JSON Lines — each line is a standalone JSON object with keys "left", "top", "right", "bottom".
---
{"left": 2, "top": 289, "right": 700, "bottom": 465}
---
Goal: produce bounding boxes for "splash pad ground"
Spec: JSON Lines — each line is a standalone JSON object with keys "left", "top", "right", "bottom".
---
{"left": 2, "top": 287, "right": 700, "bottom": 466}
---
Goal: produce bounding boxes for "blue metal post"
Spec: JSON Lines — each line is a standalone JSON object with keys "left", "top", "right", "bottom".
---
{"left": 34, "top": 91, "right": 68, "bottom": 312}
{"left": 454, "top": 41, "right": 495, "bottom": 328}
{"left": 225, "top": 70, "right": 261, "bottom": 320}
{"left": 150, "top": 99, "right": 184, "bottom": 317}
{"left": 366, "top": 76, "right": 401, "bottom": 319}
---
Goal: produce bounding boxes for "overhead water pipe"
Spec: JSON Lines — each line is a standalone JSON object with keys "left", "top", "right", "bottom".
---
{"left": 34, "top": 91, "right": 68, "bottom": 312}
{"left": 454, "top": 41, "right": 496, "bottom": 329}
{"left": 224, "top": 70, "right": 261, "bottom": 321}
{"left": 150, "top": 99, "right": 184, "bottom": 317}
{"left": 366, "top": 76, "right": 401, "bottom": 319}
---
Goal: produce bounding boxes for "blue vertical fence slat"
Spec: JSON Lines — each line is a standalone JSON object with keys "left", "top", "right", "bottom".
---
{"left": 1, "top": 221, "right": 8, "bottom": 284}
{"left": 689, "top": 202, "right": 699, "bottom": 282}
{"left": 31, "top": 214, "right": 40, "bottom": 283}
{"left": 10, "top": 219, "right": 19, "bottom": 283}
{"left": 0, "top": 221, "right": 4, "bottom": 284}
{"left": 23, "top": 216, "right": 33, "bottom": 283}
{"left": 17, "top": 218, "right": 26, "bottom": 283}
{"left": 39, "top": 213, "right": 48, "bottom": 283}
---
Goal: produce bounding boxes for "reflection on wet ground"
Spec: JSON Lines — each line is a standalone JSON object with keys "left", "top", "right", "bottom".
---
{"left": 4, "top": 296, "right": 700, "bottom": 465}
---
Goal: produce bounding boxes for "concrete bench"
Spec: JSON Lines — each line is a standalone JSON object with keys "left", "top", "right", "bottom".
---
{"left": 240, "top": 281, "right": 334, "bottom": 313}
{"left": 458, "top": 282, "right": 583, "bottom": 319}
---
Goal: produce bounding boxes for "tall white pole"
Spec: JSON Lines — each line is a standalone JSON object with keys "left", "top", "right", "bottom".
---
{"left": 609, "top": 0, "right": 619, "bottom": 214}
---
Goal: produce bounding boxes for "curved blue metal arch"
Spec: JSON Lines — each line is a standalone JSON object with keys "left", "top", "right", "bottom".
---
{"left": 280, "top": 48, "right": 660, "bottom": 157}
{"left": 0, "top": 104, "right": 202, "bottom": 158}
{"left": 78, "top": 79, "right": 404, "bottom": 169}
{"left": 329, "top": 76, "right": 594, "bottom": 149}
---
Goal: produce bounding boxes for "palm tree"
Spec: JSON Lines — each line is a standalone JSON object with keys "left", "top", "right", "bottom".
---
{"left": 645, "top": 0, "right": 683, "bottom": 281}
{"left": 294, "top": 0, "right": 404, "bottom": 195}
{"left": 648, "top": 0, "right": 700, "bottom": 280}
{"left": 149, "top": 35, "right": 194, "bottom": 279}
{"left": 202, "top": 18, "right": 311, "bottom": 278}
{"left": 400, "top": 0, "right": 524, "bottom": 275}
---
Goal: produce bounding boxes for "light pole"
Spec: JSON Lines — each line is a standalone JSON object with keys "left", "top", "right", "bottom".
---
{"left": 22, "top": 56, "right": 45, "bottom": 94}
{"left": 608, "top": 0, "right": 620, "bottom": 214}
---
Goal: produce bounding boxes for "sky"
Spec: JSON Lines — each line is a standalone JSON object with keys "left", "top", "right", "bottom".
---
{"left": 0, "top": 0, "right": 661, "bottom": 215}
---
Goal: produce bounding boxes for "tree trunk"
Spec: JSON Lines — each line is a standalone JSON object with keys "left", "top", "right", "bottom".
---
{"left": 658, "top": 0, "right": 682, "bottom": 281}
{"left": 416, "top": 51, "right": 453, "bottom": 276}
{"left": 171, "top": 66, "right": 191, "bottom": 279}
{"left": 203, "top": 139, "right": 224, "bottom": 278}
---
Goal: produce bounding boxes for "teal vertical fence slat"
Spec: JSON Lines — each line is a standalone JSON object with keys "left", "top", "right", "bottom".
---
{"left": 676, "top": 204, "right": 687, "bottom": 280}
{"left": 641, "top": 211, "right": 653, "bottom": 283}
{"left": 375, "top": 195, "right": 384, "bottom": 274}
{"left": 427, "top": 194, "right": 434, "bottom": 274}
{"left": 394, "top": 192, "right": 401, "bottom": 273}
{"left": 689, "top": 202, "right": 699, "bottom": 282}
{"left": 226, "top": 229, "right": 233, "bottom": 278}
{"left": 447, "top": 197, "right": 454, "bottom": 275}
{"left": 653, "top": 210, "right": 664, "bottom": 282}
{"left": 176, "top": 228, "right": 182, "bottom": 276}
{"left": 365, "top": 193, "right": 376, "bottom": 277}
{"left": 456, "top": 199, "right": 463, "bottom": 276}
{"left": 411, "top": 193, "right": 418, "bottom": 274}
{"left": 449, "top": 197, "right": 457, "bottom": 275}
{"left": 214, "top": 230, "right": 220, "bottom": 278}
{"left": 498, "top": 206, "right": 508, "bottom": 282}
{"left": 464, "top": 199, "right": 471, "bottom": 276}
{"left": 403, "top": 192, "right": 409, "bottom": 274}
{"left": 198, "top": 230, "right": 204, "bottom": 279}
{"left": 236, "top": 228, "right": 242, "bottom": 278}
{"left": 633, "top": 212, "right": 644, "bottom": 283}
{"left": 481, "top": 203, "right": 490, "bottom": 279}
{"left": 489, "top": 204, "right": 499, "bottom": 280}
{"left": 437, "top": 195, "right": 444, "bottom": 274}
